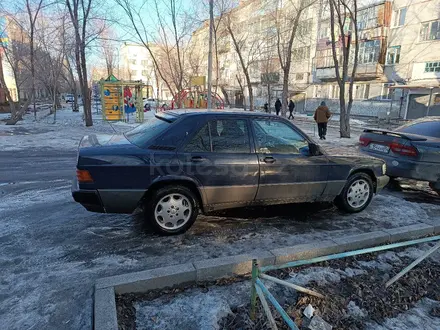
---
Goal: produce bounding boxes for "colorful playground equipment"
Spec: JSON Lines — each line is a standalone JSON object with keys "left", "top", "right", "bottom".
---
{"left": 171, "top": 88, "right": 225, "bottom": 110}
{"left": 99, "top": 74, "right": 147, "bottom": 122}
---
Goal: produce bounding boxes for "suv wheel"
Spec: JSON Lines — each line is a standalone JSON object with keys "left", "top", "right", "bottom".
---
{"left": 335, "top": 173, "right": 374, "bottom": 213}
{"left": 429, "top": 182, "right": 440, "bottom": 196}
{"left": 146, "top": 185, "right": 199, "bottom": 235}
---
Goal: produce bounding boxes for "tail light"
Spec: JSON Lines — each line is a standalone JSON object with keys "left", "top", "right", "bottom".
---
{"left": 359, "top": 136, "right": 371, "bottom": 146}
{"left": 76, "top": 169, "right": 94, "bottom": 183}
{"left": 390, "top": 140, "right": 418, "bottom": 157}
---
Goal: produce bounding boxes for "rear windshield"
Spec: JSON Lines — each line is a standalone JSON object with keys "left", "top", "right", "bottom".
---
{"left": 396, "top": 120, "right": 440, "bottom": 138}
{"left": 124, "top": 116, "right": 171, "bottom": 147}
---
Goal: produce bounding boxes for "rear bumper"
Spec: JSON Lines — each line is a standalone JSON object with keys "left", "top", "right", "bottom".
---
{"left": 71, "top": 179, "right": 105, "bottom": 213}
{"left": 361, "top": 150, "right": 439, "bottom": 183}
{"left": 376, "top": 175, "right": 389, "bottom": 193}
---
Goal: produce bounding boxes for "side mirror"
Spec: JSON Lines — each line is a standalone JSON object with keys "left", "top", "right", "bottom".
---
{"left": 309, "top": 143, "right": 321, "bottom": 156}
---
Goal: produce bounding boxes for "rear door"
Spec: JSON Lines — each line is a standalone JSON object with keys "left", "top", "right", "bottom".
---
{"left": 251, "top": 118, "right": 330, "bottom": 203}
{"left": 178, "top": 116, "right": 259, "bottom": 211}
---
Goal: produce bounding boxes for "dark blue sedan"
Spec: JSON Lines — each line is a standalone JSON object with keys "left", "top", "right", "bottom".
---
{"left": 359, "top": 117, "right": 440, "bottom": 194}
{"left": 72, "top": 110, "right": 388, "bottom": 235}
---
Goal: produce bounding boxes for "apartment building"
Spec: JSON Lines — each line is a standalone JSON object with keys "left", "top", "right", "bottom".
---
{"left": 385, "top": 0, "right": 440, "bottom": 118}
{"left": 119, "top": 43, "right": 170, "bottom": 100}
{"left": 308, "top": 1, "right": 394, "bottom": 117}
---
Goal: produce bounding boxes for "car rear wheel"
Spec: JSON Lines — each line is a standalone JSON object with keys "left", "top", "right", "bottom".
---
{"left": 146, "top": 185, "right": 199, "bottom": 235}
{"left": 335, "top": 173, "right": 374, "bottom": 213}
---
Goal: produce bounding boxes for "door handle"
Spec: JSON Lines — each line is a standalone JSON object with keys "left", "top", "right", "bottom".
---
{"left": 191, "top": 156, "right": 205, "bottom": 163}
{"left": 263, "top": 156, "right": 276, "bottom": 163}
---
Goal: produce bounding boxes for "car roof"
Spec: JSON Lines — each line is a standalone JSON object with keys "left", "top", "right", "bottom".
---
{"left": 156, "top": 109, "right": 276, "bottom": 121}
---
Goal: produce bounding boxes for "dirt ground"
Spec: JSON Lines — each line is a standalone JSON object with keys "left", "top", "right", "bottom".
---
{"left": 118, "top": 243, "right": 440, "bottom": 330}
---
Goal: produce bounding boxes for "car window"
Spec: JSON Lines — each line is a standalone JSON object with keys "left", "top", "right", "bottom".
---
{"left": 396, "top": 121, "right": 440, "bottom": 138}
{"left": 124, "top": 117, "right": 171, "bottom": 147}
{"left": 253, "top": 119, "right": 309, "bottom": 154}
{"left": 211, "top": 119, "right": 250, "bottom": 153}
{"left": 184, "top": 123, "right": 211, "bottom": 152}
{"left": 184, "top": 119, "right": 251, "bottom": 153}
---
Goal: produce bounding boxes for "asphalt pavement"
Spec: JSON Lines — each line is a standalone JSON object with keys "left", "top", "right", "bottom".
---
{"left": 1, "top": 148, "right": 439, "bottom": 329}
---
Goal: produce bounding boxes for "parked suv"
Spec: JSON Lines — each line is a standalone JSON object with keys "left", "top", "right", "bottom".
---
{"left": 72, "top": 110, "right": 388, "bottom": 235}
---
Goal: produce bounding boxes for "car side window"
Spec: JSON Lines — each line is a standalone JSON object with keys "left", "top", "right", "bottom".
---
{"left": 253, "top": 119, "right": 309, "bottom": 154}
{"left": 211, "top": 119, "right": 250, "bottom": 153}
{"left": 184, "top": 123, "right": 211, "bottom": 152}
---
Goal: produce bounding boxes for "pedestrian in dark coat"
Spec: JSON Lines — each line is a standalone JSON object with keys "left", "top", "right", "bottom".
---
{"left": 313, "top": 101, "right": 332, "bottom": 140}
{"left": 263, "top": 102, "right": 269, "bottom": 113}
{"left": 288, "top": 100, "right": 295, "bottom": 119}
{"left": 275, "top": 98, "right": 282, "bottom": 116}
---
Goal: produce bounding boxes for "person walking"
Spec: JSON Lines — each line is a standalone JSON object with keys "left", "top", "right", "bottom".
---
{"left": 275, "top": 98, "right": 281, "bottom": 116}
{"left": 314, "top": 101, "right": 331, "bottom": 140}
{"left": 288, "top": 100, "right": 295, "bottom": 120}
{"left": 263, "top": 102, "right": 269, "bottom": 113}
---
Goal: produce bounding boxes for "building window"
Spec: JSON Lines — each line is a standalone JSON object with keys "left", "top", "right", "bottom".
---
{"left": 298, "top": 19, "right": 312, "bottom": 36}
{"left": 330, "top": 85, "right": 339, "bottom": 99}
{"left": 296, "top": 73, "right": 304, "bottom": 81}
{"left": 357, "top": 6, "right": 378, "bottom": 30}
{"left": 420, "top": 20, "right": 440, "bottom": 41}
{"left": 141, "top": 60, "right": 148, "bottom": 66}
{"left": 364, "top": 84, "right": 370, "bottom": 99}
{"left": 318, "top": 23, "right": 330, "bottom": 39}
{"left": 142, "top": 70, "right": 148, "bottom": 76}
{"left": 425, "top": 61, "right": 440, "bottom": 72}
{"left": 386, "top": 46, "right": 401, "bottom": 64}
{"left": 358, "top": 40, "right": 380, "bottom": 64}
{"left": 292, "top": 46, "right": 310, "bottom": 62}
{"left": 129, "top": 59, "right": 136, "bottom": 65}
{"left": 393, "top": 7, "right": 407, "bottom": 27}
{"left": 316, "top": 49, "right": 335, "bottom": 68}
{"left": 130, "top": 70, "right": 137, "bottom": 77}
{"left": 382, "top": 83, "right": 393, "bottom": 100}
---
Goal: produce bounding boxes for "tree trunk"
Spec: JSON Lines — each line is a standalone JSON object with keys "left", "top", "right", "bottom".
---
{"left": 220, "top": 86, "right": 230, "bottom": 107}
{"left": 267, "top": 83, "right": 271, "bottom": 114}
{"left": 281, "top": 73, "right": 289, "bottom": 117}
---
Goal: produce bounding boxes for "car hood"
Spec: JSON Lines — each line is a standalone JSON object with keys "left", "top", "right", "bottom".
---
{"left": 79, "top": 134, "right": 131, "bottom": 148}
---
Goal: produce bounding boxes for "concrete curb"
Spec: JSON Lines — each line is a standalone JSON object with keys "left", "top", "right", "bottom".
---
{"left": 94, "top": 224, "right": 438, "bottom": 330}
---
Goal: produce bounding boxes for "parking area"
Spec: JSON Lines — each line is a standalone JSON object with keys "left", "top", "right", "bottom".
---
{"left": 0, "top": 109, "right": 439, "bottom": 329}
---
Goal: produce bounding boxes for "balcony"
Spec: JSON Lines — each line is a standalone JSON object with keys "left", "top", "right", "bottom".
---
{"left": 316, "top": 67, "right": 337, "bottom": 80}
{"left": 353, "top": 63, "right": 384, "bottom": 80}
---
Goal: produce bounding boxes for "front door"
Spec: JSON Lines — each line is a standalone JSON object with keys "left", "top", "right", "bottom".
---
{"left": 251, "top": 118, "right": 329, "bottom": 204}
{"left": 179, "top": 117, "right": 259, "bottom": 211}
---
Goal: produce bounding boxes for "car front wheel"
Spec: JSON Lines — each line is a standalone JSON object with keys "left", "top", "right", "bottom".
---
{"left": 146, "top": 185, "right": 199, "bottom": 235}
{"left": 335, "top": 173, "right": 374, "bottom": 213}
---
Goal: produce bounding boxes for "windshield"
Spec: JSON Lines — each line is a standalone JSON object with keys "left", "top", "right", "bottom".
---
{"left": 124, "top": 116, "right": 171, "bottom": 147}
{"left": 396, "top": 120, "right": 440, "bottom": 138}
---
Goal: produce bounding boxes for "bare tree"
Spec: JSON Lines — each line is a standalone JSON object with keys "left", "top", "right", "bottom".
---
{"left": 329, "top": 0, "right": 359, "bottom": 137}
{"left": 36, "top": 8, "right": 69, "bottom": 122}
{"left": 225, "top": 9, "right": 263, "bottom": 111}
{"left": 100, "top": 27, "right": 116, "bottom": 77}
{"left": 25, "top": 0, "right": 45, "bottom": 120}
{"left": 65, "top": 0, "right": 95, "bottom": 126}
{"left": 0, "top": 19, "right": 33, "bottom": 124}
{"left": 275, "top": 0, "right": 315, "bottom": 116}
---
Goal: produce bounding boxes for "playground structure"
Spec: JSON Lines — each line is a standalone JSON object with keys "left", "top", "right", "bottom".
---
{"left": 99, "top": 74, "right": 148, "bottom": 123}
{"left": 171, "top": 88, "right": 225, "bottom": 110}
{"left": 170, "top": 76, "right": 224, "bottom": 110}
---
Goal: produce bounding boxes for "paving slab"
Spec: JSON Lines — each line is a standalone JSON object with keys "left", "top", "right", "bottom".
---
{"left": 96, "top": 263, "right": 196, "bottom": 294}
{"left": 94, "top": 287, "right": 117, "bottom": 330}
{"left": 332, "top": 231, "right": 390, "bottom": 252}
{"left": 194, "top": 251, "right": 275, "bottom": 281}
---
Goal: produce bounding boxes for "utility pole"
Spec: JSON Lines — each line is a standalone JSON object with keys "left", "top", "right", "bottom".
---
{"left": 207, "top": 0, "right": 214, "bottom": 110}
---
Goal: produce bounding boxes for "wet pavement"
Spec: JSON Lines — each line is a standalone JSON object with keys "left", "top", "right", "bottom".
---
{"left": 0, "top": 149, "right": 439, "bottom": 329}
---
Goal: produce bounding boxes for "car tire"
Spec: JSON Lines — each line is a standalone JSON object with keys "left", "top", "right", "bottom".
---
{"left": 335, "top": 173, "right": 374, "bottom": 213}
{"left": 146, "top": 185, "right": 199, "bottom": 235}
